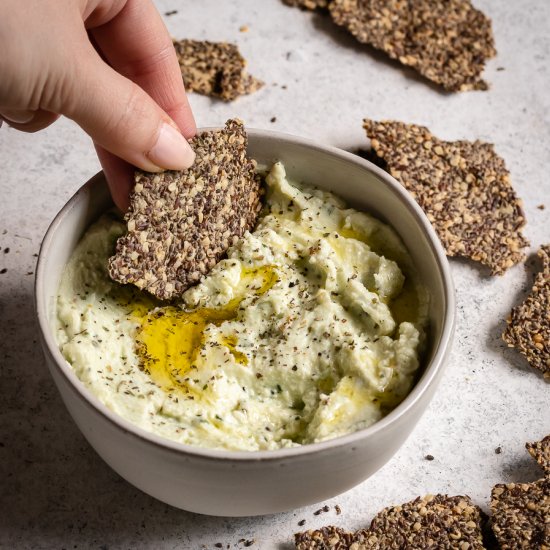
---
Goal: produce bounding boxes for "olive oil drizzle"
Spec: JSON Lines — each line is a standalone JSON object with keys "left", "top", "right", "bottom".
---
{"left": 135, "top": 266, "right": 278, "bottom": 395}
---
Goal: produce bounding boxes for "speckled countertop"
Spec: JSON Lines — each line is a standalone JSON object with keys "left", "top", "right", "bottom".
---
{"left": 0, "top": 1, "right": 549, "bottom": 549}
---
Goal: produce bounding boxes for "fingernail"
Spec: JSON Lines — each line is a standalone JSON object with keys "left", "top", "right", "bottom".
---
{"left": 0, "top": 109, "right": 34, "bottom": 124}
{"left": 147, "top": 123, "right": 195, "bottom": 170}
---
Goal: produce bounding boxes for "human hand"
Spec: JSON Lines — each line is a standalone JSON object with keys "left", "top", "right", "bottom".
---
{"left": 0, "top": 0, "right": 196, "bottom": 211}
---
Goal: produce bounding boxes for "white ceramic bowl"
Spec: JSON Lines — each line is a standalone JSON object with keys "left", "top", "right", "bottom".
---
{"left": 35, "top": 129, "right": 455, "bottom": 517}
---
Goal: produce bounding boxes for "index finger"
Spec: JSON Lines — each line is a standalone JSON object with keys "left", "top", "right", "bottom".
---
{"left": 88, "top": 0, "right": 196, "bottom": 138}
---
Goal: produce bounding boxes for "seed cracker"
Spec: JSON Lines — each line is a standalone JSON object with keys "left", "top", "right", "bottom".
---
{"left": 173, "top": 39, "right": 263, "bottom": 101}
{"left": 363, "top": 119, "right": 529, "bottom": 275}
{"left": 108, "top": 119, "right": 262, "bottom": 301}
{"left": 527, "top": 436, "right": 550, "bottom": 475}
{"left": 294, "top": 526, "right": 354, "bottom": 550}
{"left": 294, "top": 495, "right": 485, "bottom": 549}
{"left": 490, "top": 479, "right": 550, "bottom": 549}
{"left": 355, "top": 494, "right": 486, "bottom": 549}
{"left": 329, "top": 0, "right": 495, "bottom": 92}
{"left": 283, "top": 0, "right": 331, "bottom": 11}
{"left": 503, "top": 245, "right": 550, "bottom": 379}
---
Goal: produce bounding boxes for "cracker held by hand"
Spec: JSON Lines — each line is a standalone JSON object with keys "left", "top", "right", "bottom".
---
{"left": 109, "top": 119, "right": 262, "bottom": 301}
{"left": 503, "top": 245, "right": 550, "bottom": 379}
{"left": 491, "top": 479, "right": 550, "bottom": 549}
{"left": 329, "top": 0, "right": 495, "bottom": 92}
{"left": 364, "top": 119, "right": 529, "bottom": 275}
{"left": 173, "top": 39, "right": 263, "bottom": 101}
{"left": 527, "top": 435, "right": 550, "bottom": 475}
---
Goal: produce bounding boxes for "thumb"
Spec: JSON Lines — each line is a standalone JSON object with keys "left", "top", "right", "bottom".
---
{"left": 63, "top": 52, "right": 195, "bottom": 173}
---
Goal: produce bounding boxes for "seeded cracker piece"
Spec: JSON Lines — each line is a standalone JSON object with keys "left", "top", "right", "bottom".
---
{"left": 352, "top": 494, "right": 487, "bottom": 549}
{"left": 329, "top": 0, "right": 495, "bottom": 92}
{"left": 294, "top": 526, "right": 354, "bottom": 549}
{"left": 503, "top": 245, "right": 550, "bottom": 379}
{"left": 527, "top": 435, "right": 550, "bottom": 475}
{"left": 294, "top": 495, "right": 486, "bottom": 549}
{"left": 491, "top": 479, "right": 550, "bottom": 549}
{"left": 283, "top": 0, "right": 331, "bottom": 11}
{"left": 364, "top": 120, "right": 529, "bottom": 275}
{"left": 173, "top": 39, "right": 263, "bottom": 101}
{"left": 108, "top": 119, "right": 262, "bottom": 301}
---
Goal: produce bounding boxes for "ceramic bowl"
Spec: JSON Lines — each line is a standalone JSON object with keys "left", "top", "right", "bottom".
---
{"left": 35, "top": 129, "right": 455, "bottom": 517}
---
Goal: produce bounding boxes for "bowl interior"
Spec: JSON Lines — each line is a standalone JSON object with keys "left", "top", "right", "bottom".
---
{"left": 36, "top": 129, "right": 453, "bottom": 459}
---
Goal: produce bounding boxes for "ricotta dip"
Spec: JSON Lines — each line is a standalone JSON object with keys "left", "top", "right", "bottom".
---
{"left": 56, "top": 163, "right": 428, "bottom": 451}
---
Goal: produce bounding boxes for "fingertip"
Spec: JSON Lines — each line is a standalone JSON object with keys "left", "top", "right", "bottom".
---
{"left": 147, "top": 123, "right": 195, "bottom": 171}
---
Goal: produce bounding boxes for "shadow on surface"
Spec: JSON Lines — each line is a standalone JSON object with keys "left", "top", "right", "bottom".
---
{"left": 499, "top": 454, "right": 545, "bottom": 485}
{"left": 0, "top": 283, "right": 291, "bottom": 548}
{"left": 308, "top": 11, "right": 450, "bottom": 96}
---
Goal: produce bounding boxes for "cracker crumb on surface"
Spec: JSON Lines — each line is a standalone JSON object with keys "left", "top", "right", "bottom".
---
{"left": 109, "top": 119, "right": 262, "bottom": 301}
{"left": 329, "top": 0, "right": 495, "bottom": 91}
{"left": 503, "top": 245, "right": 550, "bottom": 379}
{"left": 363, "top": 119, "right": 529, "bottom": 275}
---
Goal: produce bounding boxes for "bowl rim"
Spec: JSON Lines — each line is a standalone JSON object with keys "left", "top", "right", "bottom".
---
{"left": 35, "top": 128, "right": 455, "bottom": 463}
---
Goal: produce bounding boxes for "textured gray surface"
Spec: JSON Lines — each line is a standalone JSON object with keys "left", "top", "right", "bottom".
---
{"left": 0, "top": 1, "right": 549, "bottom": 549}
